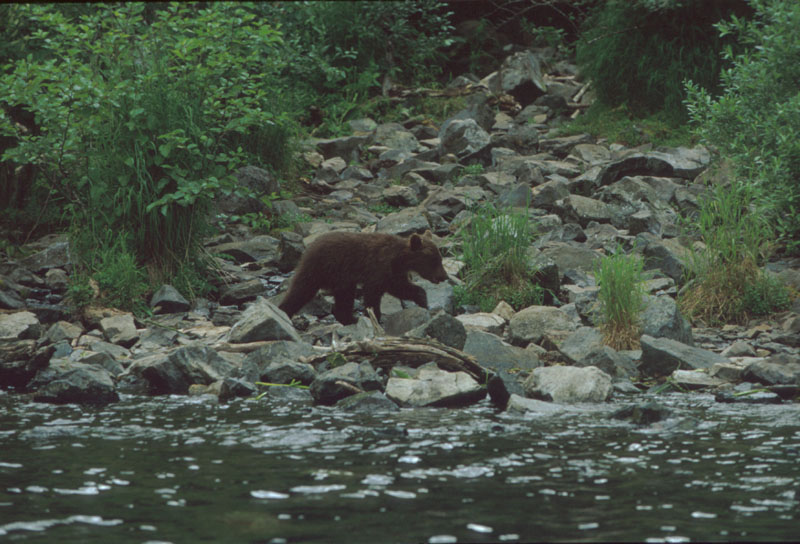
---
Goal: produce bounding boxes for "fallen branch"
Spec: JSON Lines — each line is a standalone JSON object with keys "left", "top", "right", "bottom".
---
{"left": 303, "top": 336, "right": 489, "bottom": 383}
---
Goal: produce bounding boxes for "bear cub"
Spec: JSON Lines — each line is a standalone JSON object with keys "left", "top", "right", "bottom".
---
{"left": 279, "top": 230, "right": 448, "bottom": 325}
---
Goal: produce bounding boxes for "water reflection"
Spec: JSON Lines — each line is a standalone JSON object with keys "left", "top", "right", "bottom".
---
{"left": 0, "top": 393, "right": 798, "bottom": 542}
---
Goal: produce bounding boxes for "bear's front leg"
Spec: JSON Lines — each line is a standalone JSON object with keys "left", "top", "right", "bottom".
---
{"left": 388, "top": 281, "right": 428, "bottom": 309}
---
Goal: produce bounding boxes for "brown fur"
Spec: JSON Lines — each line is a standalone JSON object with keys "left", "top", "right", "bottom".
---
{"left": 279, "top": 230, "right": 448, "bottom": 325}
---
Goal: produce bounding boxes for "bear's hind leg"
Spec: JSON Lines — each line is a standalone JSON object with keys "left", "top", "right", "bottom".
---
{"left": 332, "top": 284, "right": 358, "bottom": 325}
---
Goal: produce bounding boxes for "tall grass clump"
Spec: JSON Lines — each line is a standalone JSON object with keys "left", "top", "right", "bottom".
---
{"left": 678, "top": 180, "right": 790, "bottom": 325}
{"left": 455, "top": 204, "right": 542, "bottom": 312}
{"left": 594, "top": 249, "right": 648, "bottom": 350}
{"left": 577, "top": 0, "right": 750, "bottom": 122}
{"left": 685, "top": 0, "right": 800, "bottom": 250}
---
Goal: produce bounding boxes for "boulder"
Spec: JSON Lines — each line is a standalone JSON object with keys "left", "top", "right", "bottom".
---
{"left": 641, "top": 295, "right": 693, "bottom": 345}
{"left": 408, "top": 311, "right": 466, "bottom": 350}
{"left": 335, "top": 391, "right": 400, "bottom": 412}
{"left": 523, "top": 365, "right": 613, "bottom": 403}
{"left": 32, "top": 360, "right": 118, "bottom": 405}
{"left": 508, "top": 305, "right": 577, "bottom": 346}
{"left": 639, "top": 334, "right": 728, "bottom": 377}
{"left": 310, "top": 361, "right": 382, "bottom": 405}
{"left": 742, "top": 353, "right": 800, "bottom": 386}
{"left": 463, "top": 329, "right": 541, "bottom": 373}
{"left": 100, "top": 314, "right": 139, "bottom": 347}
{"left": 385, "top": 363, "right": 486, "bottom": 407}
{"left": 558, "top": 327, "right": 638, "bottom": 379}
{"left": 0, "top": 311, "right": 41, "bottom": 341}
{"left": 125, "top": 345, "right": 238, "bottom": 395}
{"left": 150, "top": 285, "right": 191, "bottom": 314}
{"left": 228, "top": 297, "right": 301, "bottom": 343}
{"left": 439, "top": 118, "right": 490, "bottom": 158}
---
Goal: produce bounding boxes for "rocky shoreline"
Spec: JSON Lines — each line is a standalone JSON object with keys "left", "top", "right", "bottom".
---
{"left": 1, "top": 48, "right": 799, "bottom": 413}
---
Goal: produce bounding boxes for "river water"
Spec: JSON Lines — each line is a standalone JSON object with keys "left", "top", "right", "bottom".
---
{"left": 0, "top": 391, "right": 797, "bottom": 543}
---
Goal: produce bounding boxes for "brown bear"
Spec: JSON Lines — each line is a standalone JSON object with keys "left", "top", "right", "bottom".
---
{"left": 278, "top": 230, "right": 449, "bottom": 325}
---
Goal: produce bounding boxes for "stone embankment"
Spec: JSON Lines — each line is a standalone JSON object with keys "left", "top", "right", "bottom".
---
{"left": 2, "top": 48, "right": 799, "bottom": 413}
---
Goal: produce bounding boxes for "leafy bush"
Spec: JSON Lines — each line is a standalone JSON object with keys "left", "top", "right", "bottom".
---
{"left": 593, "top": 248, "right": 647, "bottom": 350}
{"left": 577, "top": 0, "right": 750, "bottom": 121}
{"left": 455, "top": 204, "right": 542, "bottom": 312}
{"left": 678, "top": 180, "right": 788, "bottom": 324}
{"left": 0, "top": 3, "right": 292, "bottom": 306}
{"left": 262, "top": 1, "right": 456, "bottom": 135}
{"left": 685, "top": 0, "right": 800, "bottom": 249}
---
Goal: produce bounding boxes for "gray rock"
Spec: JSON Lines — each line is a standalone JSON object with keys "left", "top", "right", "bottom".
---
{"left": 385, "top": 363, "right": 486, "bottom": 407}
{"left": 463, "top": 329, "right": 541, "bottom": 373}
{"left": 439, "top": 118, "right": 490, "bottom": 158}
{"left": 532, "top": 179, "right": 570, "bottom": 210}
{"left": 0, "top": 286, "right": 25, "bottom": 310}
{"left": 505, "top": 394, "right": 575, "bottom": 415}
{"left": 383, "top": 307, "right": 432, "bottom": 336}
{"left": 217, "top": 166, "right": 280, "bottom": 215}
{"left": 538, "top": 242, "right": 601, "bottom": 276}
{"left": 70, "top": 349, "right": 125, "bottom": 376}
{"left": 45, "top": 320, "right": 83, "bottom": 345}
{"left": 211, "top": 235, "right": 280, "bottom": 264}
{"left": 374, "top": 123, "right": 420, "bottom": 152}
{"left": 637, "top": 234, "right": 689, "bottom": 282}
{"left": 524, "top": 365, "right": 613, "bottom": 403}
{"left": 316, "top": 134, "right": 370, "bottom": 163}
{"left": 611, "top": 402, "right": 672, "bottom": 425}
{"left": 383, "top": 185, "right": 420, "bottom": 207}
{"left": 639, "top": 334, "right": 728, "bottom": 377}
{"left": 219, "top": 279, "right": 265, "bottom": 306}
{"left": 598, "top": 148, "right": 710, "bottom": 186}
{"left": 335, "top": 390, "right": 399, "bottom": 412}
{"left": 100, "top": 314, "right": 139, "bottom": 347}
{"left": 456, "top": 313, "right": 505, "bottom": 336}
{"left": 20, "top": 241, "right": 71, "bottom": 273}
{"left": 496, "top": 183, "right": 532, "bottom": 208}
{"left": 44, "top": 268, "right": 69, "bottom": 292}
{"left": 720, "top": 340, "right": 756, "bottom": 357}
{"left": 261, "top": 360, "right": 317, "bottom": 386}
{"left": 409, "top": 311, "right": 466, "bottom": 350}
{"left": 310, "top": 361, "right": 382, "bottom": 406}
{"left": 495, "top": 123, "right": 540, "bottom": 154}
{"left": 742, "top": 353, "right": 800, "bottom": 385}
{"left": 375, "top": 208, "right": 431, "bottom": 236}
{"left": 670, "top": 369, "right": 725, "bottom": 390}
{"left": 150, "top": 285, "right": 191, "bottom": 314}
{"left": 218, "top": 377, "right": 258, "bottom": 402}
{"left": 277, "top": 231, "right": 305, "bottom": 273}
{"left": 32, "top": 360, "right": 118, "bottom": 405}
{"left": 569, "top": 143, "right": 611, "bottom": 165}
{"left": 555, "top": 195, "right": 613, "bottom": 227}
{"left": 240, "top": 340, "right": 318, "bottom": 383}
{"left": 125, "top": 345, "right": 238, "bottom": 395}
{"left": 229, "top": 297, "right": 301, "bottom": 343}
{"left": 484, "top": 50, "right": 547, "bottom": 105}
{"left": 539, "top": 134, "right": 593, "bottom": 159}
{"left": 558, "top": 327, "right": 638, "bottom": 379}
{"left": 508, "top": 305, "right": 577, "bottom": 346}
{"left": 641, "top": 295, "right": 693, "bottom": 345}
{"left": 0, "top": 311, "right": 41, "bottom": 341}
{"left": 0, "top": 340, "right": 50, "bottom": 389}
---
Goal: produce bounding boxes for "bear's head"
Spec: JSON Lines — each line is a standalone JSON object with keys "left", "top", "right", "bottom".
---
{"left": 406, "top": 230, "right": 449, "bottom": 284}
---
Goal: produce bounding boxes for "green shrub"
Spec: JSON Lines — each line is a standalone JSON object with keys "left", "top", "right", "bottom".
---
{"left": 685, "top": 0, "right": 800, "bottom": 249}
{"left": 0, "top": 4, "right": 292, "bottom": 304}
{"left": 455, "top": 204, "right": 542, "bottom": 311}
{"left": 577, "top": 0, "right": 750, "bottom": 122}
{"left": 594, "top": 248, "right": 648, "bottom": 350}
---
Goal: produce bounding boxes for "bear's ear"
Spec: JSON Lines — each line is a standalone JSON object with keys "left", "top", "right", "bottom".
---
{"left": 409, "top": 233, "right": 423, "bottom": 251}
{"left": 422, "top": 230, "right": 433, "bottom": 240}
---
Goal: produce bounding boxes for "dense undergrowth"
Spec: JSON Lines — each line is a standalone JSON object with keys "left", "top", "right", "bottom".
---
{"left": 0, "top": 0, "right": 797, "bottom": 326}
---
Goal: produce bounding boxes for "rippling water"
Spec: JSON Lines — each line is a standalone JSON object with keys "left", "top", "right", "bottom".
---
{"left": 1, "top": 391, "right": 798, "bottom": 543}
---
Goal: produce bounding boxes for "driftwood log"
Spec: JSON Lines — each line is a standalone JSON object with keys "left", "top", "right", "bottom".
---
{"left": 302, "top": 336, "right": 490, "bottom": 384}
